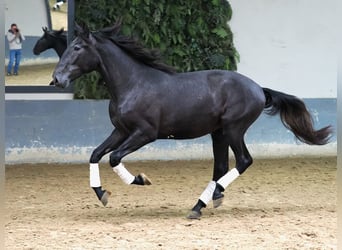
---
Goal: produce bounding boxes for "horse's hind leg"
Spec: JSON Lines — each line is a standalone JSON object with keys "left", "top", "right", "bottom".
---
{"left": 108, "top": 129, "right": 155, "bottom": 184}
{"left": 187, "top": 129, "right": 229, "bottom": 219}
{"left": 212, "top": 130, "right": 253, "bottom": 208}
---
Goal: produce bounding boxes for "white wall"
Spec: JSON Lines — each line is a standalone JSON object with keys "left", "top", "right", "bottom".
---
{"left": 5, "top": 0, "right": 50, "bottom": 36}
{"left": 229, "top": 0, "right": 338, "bottom": 98}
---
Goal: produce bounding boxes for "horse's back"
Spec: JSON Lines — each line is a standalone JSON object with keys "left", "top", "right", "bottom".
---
{"left": 177, "top": 69, "right": 265, "bottom": 109}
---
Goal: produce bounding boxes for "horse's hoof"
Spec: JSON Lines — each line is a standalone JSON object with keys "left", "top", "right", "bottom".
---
{"left": 186, "top": 210, "right": 202, "bottom": 220}
{"left": 140, "top": 173, "right": 152, "bottom": 185}
{"left": 213, "top": 196, "right": 224, "bottom": 208}
{"left": 100, "top": 190, "right": 111, "bottom": 206}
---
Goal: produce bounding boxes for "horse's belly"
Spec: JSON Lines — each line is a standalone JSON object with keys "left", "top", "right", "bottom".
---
{"left": 158, "top": 115, "right": 220, "bottom": 139}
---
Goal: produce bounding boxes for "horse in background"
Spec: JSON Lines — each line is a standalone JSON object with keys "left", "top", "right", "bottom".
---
{"left": 33, "top": 27, "right": 67, "bottom": 58}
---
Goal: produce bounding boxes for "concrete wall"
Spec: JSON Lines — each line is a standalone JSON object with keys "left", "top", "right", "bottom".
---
{"left": 5, "top": 0, "right": 50, "bottom": 36}
{"left": 5, "top": 99, "right": 336, "bottom": 164}
{"left": 229, "top": 0, "right": 338, "bottom": 98}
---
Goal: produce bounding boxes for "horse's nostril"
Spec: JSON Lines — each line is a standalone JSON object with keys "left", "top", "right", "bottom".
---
{"left": 53, "top": 76, "right": 61, "bottom": 87}
{"left": 52, "top": 75, "right": 67, "bottom": 88}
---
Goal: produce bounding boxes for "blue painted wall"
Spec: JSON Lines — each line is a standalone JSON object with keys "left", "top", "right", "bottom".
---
{"left": 5, "top": 36, "right": 58, "bottom": 63}
{"left": 5, "top": 99, "right": 336, "bottom": 163}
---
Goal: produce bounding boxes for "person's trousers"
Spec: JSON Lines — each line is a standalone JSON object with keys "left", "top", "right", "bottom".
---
{"left": 7, "top": 49, "right": 22, "bottom": 74}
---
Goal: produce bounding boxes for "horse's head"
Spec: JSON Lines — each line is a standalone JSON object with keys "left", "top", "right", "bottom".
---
{"left": 52, "top": 23, "right": 101, "bottom": 88}
{"left": 33, "top": 27, "right": 64, "bottom": 55}
{"left": 33, "top": 27, "right": 50, "bottom": 55}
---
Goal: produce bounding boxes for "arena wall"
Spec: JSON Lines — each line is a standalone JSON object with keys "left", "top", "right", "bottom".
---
{"left": 5, "top": 99, "right": 336, "bottom": 164}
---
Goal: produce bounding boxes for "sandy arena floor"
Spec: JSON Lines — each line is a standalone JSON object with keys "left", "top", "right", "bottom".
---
{"left": 5, "top": 64, "right": 56, "bottom": 86}
{"left": 5, "top": 157, "right": 336, "bottom": 249}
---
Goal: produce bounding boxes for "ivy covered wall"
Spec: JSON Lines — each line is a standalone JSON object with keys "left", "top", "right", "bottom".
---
{"left": 74, "top": 0, "right": 238, "bottom": 99}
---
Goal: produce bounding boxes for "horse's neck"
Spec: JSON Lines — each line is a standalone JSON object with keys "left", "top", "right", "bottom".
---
{"left": 97, "top": 43, "right": 144, "bottom": 99}
{"left": 54, "top": 37, "right": 67, "bottom": 58}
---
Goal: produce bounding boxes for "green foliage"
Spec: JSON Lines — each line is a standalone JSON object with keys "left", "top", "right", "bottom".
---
{"left": 74, "top": 0, "right": 239, "bottom": 99}
{"left": 73, "top": 73, "right": 110, "bottom": 99}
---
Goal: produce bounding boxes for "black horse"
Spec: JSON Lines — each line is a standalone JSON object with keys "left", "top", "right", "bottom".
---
{"left": 33, "top": 27, "right": 67, "bottom": 58}
{"left": 52, "top": 20, "right": 332, "bottom": 219}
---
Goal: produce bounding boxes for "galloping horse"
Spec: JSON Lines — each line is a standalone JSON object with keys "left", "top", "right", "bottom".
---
{"left": 33, "top": 27, "right": 67, "bottom": 58}
{"left": 52, "top": 20, "right": 332, "bottom": 219}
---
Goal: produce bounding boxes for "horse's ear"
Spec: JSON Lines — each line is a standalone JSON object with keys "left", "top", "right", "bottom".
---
{"left": 42, "top": 27, "right": 48, "bottom": 32}
{"left": 57, "top": 28, "right": 64, "bottom": 34}
{"left": 75, "top": 22, "right": 90, "bottom": 39}
{"left": 112, "top": 17, "right": 123, "bottom": 35}
{"left": 100, "top": 17, "right": 123, "bottom": 37}
{"left": 74, "top": 23, "right": 82, "bottom": 36}
{"left": 114, "top": 17, "right": 123, "bottom": 28}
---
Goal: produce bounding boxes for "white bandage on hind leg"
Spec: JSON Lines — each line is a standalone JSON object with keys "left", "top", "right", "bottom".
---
{"left": 217, "top": 168, "right": 240, "bottom": 189}
{"left": 199, "top": 180, "right": 216, "bottom": 205}
{"left": 113, "top": 162, "right": 135, "bottom": 185}
{"left": 90, "top": 163, "right": 101, "bottom": 187}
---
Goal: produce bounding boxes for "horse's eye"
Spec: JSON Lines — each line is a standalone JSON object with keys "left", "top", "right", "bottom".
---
{"left": 74, "top": 45, "right": 81, "bottom": 51}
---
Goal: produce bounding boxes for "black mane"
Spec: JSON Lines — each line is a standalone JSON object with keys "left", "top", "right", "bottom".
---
{"left": 49, "top": 30, "right": 67, "bottom": 40}
{"left": 95, "top": 20, "right": 176, "bottom": 74}
{"left": 44, "top": 27, "right": 67, "bottom": 41}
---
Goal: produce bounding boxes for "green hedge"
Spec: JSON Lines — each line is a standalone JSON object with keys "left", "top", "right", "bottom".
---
{"left": 74, "top": 0, "right": 239, "bottom": 99}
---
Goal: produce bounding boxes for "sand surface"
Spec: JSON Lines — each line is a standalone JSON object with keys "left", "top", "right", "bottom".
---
{"left": 5, "top": 157, "right": 336, "bottom": 249}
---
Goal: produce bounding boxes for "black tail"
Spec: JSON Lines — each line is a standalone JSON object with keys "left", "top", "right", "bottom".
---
{"left": 262, "top": 88, "right": 333, "bottom": 145}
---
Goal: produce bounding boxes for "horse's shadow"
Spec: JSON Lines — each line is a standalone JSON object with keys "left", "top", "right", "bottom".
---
{"left": 75, "top": 204, "right": 190, "bottom": 223}
{"left": 68, "top": 202, "right": 319, "bottom": 224}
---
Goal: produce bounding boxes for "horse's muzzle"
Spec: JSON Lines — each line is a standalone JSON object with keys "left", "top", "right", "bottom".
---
{"left": 52, "top": 75, "right": 68, "bottom": 88}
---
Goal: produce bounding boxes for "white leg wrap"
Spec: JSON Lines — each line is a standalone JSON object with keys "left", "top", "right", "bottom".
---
{"left": 217, "top": 168, "right": 240, "bottom": 189}
{"left": 89, "top": 163, "right": 101, "bottom": 187}
{"left": 199, "top": 181, "right": 216, "bottom": 205}
{"left": 113, "top": 162, "right": 135, "bottom": 185}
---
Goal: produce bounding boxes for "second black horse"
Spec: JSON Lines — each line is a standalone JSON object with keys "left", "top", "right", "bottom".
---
{"left": 33, "top": 27, "right": 67, "bottom": 58}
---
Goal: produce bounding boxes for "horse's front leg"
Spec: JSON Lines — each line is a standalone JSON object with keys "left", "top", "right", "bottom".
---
{"left": 89, "top": 129, "right": 125, "bottom": 206}
{"left": 187, "top": 129, "right": 229, "bottom": 219}
{"left": 88, "top": 129, "right": 151, "bottom": 206}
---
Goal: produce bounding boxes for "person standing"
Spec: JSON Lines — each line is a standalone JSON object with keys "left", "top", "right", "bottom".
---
{"left": 6, "top": 23, "right": 25, "bottom": 76}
